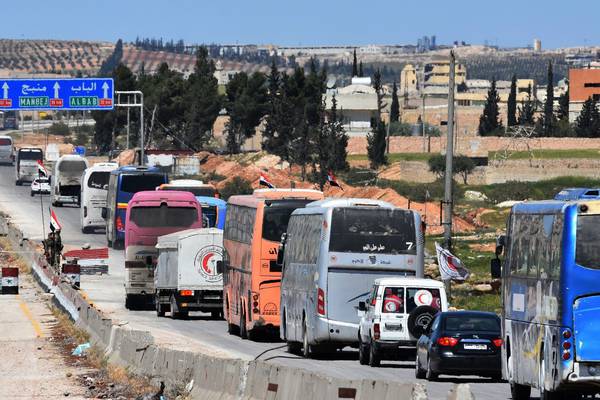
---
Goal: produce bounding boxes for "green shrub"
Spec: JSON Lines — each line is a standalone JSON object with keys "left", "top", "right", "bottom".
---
{"left": 219, "top": 177, "right": 253, "bottom": 200}
{"left": 378, "top": 178, "right": 465, "bottom": 202}
{"left": 47, "top": 122, "right": 70, "bottom": 136}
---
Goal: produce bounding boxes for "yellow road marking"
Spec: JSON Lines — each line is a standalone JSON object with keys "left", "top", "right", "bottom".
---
{"left": 79, "top": 288, "right": 89, "bottom": 301}
{"left": 17, "top": 295, "right": 44, "bottom": 338}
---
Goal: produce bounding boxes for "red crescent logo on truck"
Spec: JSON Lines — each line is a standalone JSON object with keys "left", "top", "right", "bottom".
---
{"left": 194, "top": 245, "right": 223, "bottom": 282}
{"left": 202, "top": 252, "right": 215, "bottom": 274}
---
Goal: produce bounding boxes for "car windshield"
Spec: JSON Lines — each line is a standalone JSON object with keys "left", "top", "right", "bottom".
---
{"left": 444, "top": 315, "right": 500, "bottom": 332}
{"left": 329, "top": 208, "right": 417, "bottom": 254}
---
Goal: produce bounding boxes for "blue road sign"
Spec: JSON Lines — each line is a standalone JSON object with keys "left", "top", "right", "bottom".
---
{"left": 0, "top": 78, "right": 114, "bottom": 111}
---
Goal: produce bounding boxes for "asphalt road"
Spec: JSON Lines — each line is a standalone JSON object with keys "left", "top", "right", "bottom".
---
{"left": 0, "top": 164, "right": 515, "bottom": 400}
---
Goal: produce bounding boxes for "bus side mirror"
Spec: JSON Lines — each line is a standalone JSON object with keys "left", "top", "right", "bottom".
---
{"left": 277, "top": 233, "right": 287, "bottom": 266}
{"left": 101, "top": 207, "right": 107, "bottom": 219}
{"left": 495, "top": 235, "right": 506, "bottom": 256}
{"left": 358, "top": 301, "right": 367, "bottom": 312}
{"left": 216, "top": 260, "right": 223, "bottom": 275}
{"left": 490, "top": 258, "right": 502, "bottom": 279}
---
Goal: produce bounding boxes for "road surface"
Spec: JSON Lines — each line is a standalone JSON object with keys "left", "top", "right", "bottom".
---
{"left": 0, "top": 164, "right": 515, "bottom": 400}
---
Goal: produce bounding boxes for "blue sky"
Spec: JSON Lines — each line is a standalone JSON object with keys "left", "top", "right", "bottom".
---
{"left": 3, "top": 0, "right": 598, "bottom": 49}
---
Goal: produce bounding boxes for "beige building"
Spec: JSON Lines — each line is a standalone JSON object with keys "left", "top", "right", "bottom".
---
{"left": 424, "top": 59, "right": 466, "bottom": 86}
{"left": 400, "top": 64, "right": 418, "bottom": 96}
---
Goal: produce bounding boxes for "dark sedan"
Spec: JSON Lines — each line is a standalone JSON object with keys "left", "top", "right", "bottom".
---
{"left": 415, "top": 311, "right": 502, "bottom": 381}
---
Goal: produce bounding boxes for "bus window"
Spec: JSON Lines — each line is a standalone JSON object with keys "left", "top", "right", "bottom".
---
{"left": 329, "top": 208, "right": 416, "bottom": 254}
{"left": 262, "top": 204, "right": 304, "bottom": 242}
{"left": 129, "top": 204, "right": 198, "bottom": 228}
{"left": 0, "top": 138, "right": 12, "bottom": 146}
{"left": 87, "top": 171, "right": 110, "bottom": 189}
{"left": 202, "top": 205, "right": 218, "bottom": 228}
{"left": 121, "top": 174, "right": 166, "bottom": 193}
{"left": 576, "top": 214, "right": 600, "bottom": 269}
{"left": 549, "top": 215, "right": 563, "bottom": 279}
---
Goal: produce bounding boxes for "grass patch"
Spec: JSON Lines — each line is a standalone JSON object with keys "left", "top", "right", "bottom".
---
{"left": 451, "top": 292, "right": 501, "bottom": 313}
{"left": 489, "top": 149, "right": 600, "bottom": 160}
{"left": 478, "top": 209, "right": 510, "bottom": 230}
{"left": 348, "top": 153, "right": 435, "bottom": 163}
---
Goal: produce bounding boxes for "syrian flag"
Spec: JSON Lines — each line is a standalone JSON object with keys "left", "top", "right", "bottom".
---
{"left": 259, "top": 172, "right": 275, "bottom": 189}
{"left": 37, "top": 160, "right": 49, "bottom": 177}
{"left": 327, "top": 170, "right": 343, "bottom": 190}
{"left": 49, "top": 207, "right": 62, "bottom": 232}
{"left": 435, "top": 242, "right": 470, "bottom": 281}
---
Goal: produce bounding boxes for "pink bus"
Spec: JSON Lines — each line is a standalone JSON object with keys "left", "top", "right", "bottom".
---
{"left": 124, "top": 190, "right": 203, "bottom": 309}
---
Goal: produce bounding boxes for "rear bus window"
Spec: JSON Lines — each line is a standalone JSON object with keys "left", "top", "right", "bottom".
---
{"left": 576, "top": 215, "right": 600, "bottom": 269}
{"left": 130, "top": 205, "right": 198, "bottom": 228}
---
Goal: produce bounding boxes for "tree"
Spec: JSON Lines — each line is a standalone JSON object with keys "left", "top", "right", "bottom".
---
{"left": 262, "top": 58, "right": 283, "bottom": 155}
{"left": 507, "top": 74, "right": 518, "bottom": 127}
{"left": 98, "top": 39, "right": 123, "bottom": 76}
{"left": 372, "top": 69, "right": 386, "bottom": 122}
{"left": 428, "top": 154, "right": 475, "bottom": 184}
{"left": 352, "top": 49, "right": 358, "bottom": 77}
{"left": 575, "top": 97, "right": 600, "bottom": 138}
{"left": 541, "top": 61, "right": 556, "bottom": 136}
{"left": 518, "top": 84, "right": 536, "bottom": 126}
{"left": 225, "top": 72, "right": 268, "bottom": 154}
{"left": 390, "top": 81, "right": 400, "bottom": 123}
{"left": 184, "top": 47, "right": 223, "bottom": 149}
{"left": 478, "top": 78, "right": 503, "bottom": 136}
{"left": 367, "top": 121, "right": 388, "bottom": 169}
{"left": 359, "top": 61, "right": 364, "bottom": 77}
{"left": 558, "top": 87, "right": 569, "bottom": 121}
{"left": 454, "top": 155, "right": 476, "bottom": 184}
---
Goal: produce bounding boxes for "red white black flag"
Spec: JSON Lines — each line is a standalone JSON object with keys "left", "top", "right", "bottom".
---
{"left": 37, "top": 160, "right": 48, "bottom": 177}
{"left": 327, "top": 170, "right": 343, "bottom": 190}
{"left": 435, "top": 242, "right": 470, "bottom": 281}
{"left": 49, "top": 208, "right": 62, "bottom": 232}
{"left": 259, "top": 172, "right": 275, "bottom": 189}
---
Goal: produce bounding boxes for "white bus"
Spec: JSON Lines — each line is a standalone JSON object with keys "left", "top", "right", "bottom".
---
{"left": 156, "top": 179, "right": 217, "bottom": 197}
{"left": 279, "top": 198, "right": 424, "bottom": 357}
{"left": 0, "top": 136, "right": 15, "bottom": 165}
{"left": 51, "top": 154, "right": 89, "bottom": 207}
{"left": 80, "top": 162, "right": 118, "bottom": 233}
{"left": 15, "top": 147, "right": 43, "bottom": 185}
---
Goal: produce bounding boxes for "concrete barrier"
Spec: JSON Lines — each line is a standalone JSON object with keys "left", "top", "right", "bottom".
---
{"left": 3, "top": 213, "right": 443, "bottom": 400}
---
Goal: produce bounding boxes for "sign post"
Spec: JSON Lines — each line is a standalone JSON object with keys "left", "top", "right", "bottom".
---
{"left": 0, "top": 78, "right": 114, "bottom": 111}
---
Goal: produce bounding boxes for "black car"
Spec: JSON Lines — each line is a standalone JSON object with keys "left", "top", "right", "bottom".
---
{"left": 415, "top": 311, "right": 502, "bottom": 381}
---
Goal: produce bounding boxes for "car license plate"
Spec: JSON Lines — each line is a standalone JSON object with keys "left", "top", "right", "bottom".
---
{"left": 464, "top": 344, "right": 487, "bottom": 350}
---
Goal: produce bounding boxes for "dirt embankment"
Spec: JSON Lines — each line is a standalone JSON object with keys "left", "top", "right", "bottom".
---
{"left": 196, "top": 152, "right": 476, "bottom": 235}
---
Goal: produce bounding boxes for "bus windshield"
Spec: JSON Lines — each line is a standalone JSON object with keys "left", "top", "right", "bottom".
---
{"left": 162, "top": 186, "right": 216, "bottom": 197}
{"left": 129, "top": 204, "right": 198, "bottom": 228}
{"left": 576, "top": 214, "right": 600, "bottom": 269}
{"left": 262, "top": 200, "right": 312, "bottom": 242}
{"left": 18, "top": 150, "right": 43, "bottom": 161}
{"left": 58, "top": 160, "right": 87, "bottom": 173}
{"left": 329, "top": 208, "right": 417, "bottom": 254}
{"left": 87, "top": 171, "right": 110, "bottom": 189}
{"left": 202, "top": 205, "right": 218, "bottom": 228}
{"left": 121, "top": 174, "right": 166, "bottom": 193}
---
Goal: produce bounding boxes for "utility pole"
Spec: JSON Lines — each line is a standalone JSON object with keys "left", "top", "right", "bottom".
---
{"left": 126, "top": 108, "right": 130, "bottom": 150}
{"left": 140, "top": 91, "right": 144, "bottom": 165}
{"left": 421, "top": 94, "right": 426, "bottom": 152}
{"left": 443, "top": 51, "right": 456, "bottom": 251}
{"left": 385, "top": 118, "right": 391, "bottom": 154}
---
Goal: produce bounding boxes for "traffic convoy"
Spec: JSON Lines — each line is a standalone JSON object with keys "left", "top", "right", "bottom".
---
{"left": 15, "top": 147, "right": 600, "bottom": 399}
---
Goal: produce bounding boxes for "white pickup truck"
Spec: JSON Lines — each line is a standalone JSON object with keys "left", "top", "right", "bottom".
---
{"left": 357, "top": 277, "right": 448, "bottom": 367}
{"left": 154, "top": 228, "right": 224, "bottom": 319}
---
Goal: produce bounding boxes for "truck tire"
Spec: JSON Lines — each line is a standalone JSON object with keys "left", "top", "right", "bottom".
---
{"left": 369, "top": 339, "right": 381, "bottom": 367}
{"left": 358, "top": 334, "right": 370, "bottom": 365}
{"left": 125, "top": 294, "right": 134, "bottom": 310}
{"left": 82, "top": 226, "right": 92, "bottom": 234}
{"left": 407, "top": 306, "right": 438, "bottom": 339}
{"left": 211, "top": 310, "right": 222, "bottom": 320}
{"left": 15, "top": 180, "right": 21, "bottom": 186}
{"left": 170, "top": 295, "right": 185, "bottom": 319}
{"left": 156, "top": 294, "right": 166, "bottom": 317}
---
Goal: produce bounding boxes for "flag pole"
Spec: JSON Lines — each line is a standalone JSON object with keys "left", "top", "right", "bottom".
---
{"left": 39, "top": 171, "right": 45, "bottom": 240}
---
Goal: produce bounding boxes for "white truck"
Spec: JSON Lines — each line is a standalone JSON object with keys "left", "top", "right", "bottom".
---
{"left": 357, "top": 277, "right": 448, "bottom": 367}
{"left": 51, "top": 154, "right": 88, "bottom": 207}
{"left": 154, "top": 228, "right": 224, "bottom": 319}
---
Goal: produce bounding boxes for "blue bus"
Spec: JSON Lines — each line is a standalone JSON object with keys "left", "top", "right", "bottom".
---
{"left": 103, "top": 166, "right": 168, "bottom": 248}
{"left": 195, "top": 196, "right": 227, "bottom": 229}
{"left": 554, "top": 188, "right": 600, "bottom": 201}
{"left": 494, "top": 200, "right": 600, "bottom": 399}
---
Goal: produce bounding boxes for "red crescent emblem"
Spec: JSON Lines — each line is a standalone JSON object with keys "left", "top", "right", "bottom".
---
{"left": 202, "top": 252, "right": 214, "bottom": 274}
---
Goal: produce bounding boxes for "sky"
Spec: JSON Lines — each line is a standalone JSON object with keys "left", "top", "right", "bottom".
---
{"left": 3, "top": 0, "right": 599, "bottom": 49}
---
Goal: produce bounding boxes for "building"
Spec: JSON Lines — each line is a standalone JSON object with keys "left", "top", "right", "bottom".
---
{"left": 325, "top": 80, "right": 378, "bottom": 136}
{"left": 569, "top": 68, "right": 600, "bottom": 122}
{"left": 533, "top": 39, "right": 542, "bottom": 52}
{"left": 400, "top": 64, "right": 418, "bottom": 96}
{"left": 423, "top": 59, "right": 467, "bottom": 87}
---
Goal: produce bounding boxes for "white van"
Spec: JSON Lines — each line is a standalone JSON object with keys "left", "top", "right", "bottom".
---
{"left": 0, "top": 136, "right": 15, "bottom": 165}
{"left": 51, "top": 154, "right": 89, "bottom": 207}
{"left": 357, "top": 277, "right": 447, "bottom": 366}
{"left": 279, "top": 198, "right": 424, "bottom": 358}
{"left": 15, "top": 147, "right": 43, "bottom": 185}
{"left": 80, "top": 162, "right": 118, "bottom": 233}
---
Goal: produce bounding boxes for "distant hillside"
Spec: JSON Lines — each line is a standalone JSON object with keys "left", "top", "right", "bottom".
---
{"left": 0, "top": 39, "right": 114, "bottom": 76}
{"left": 463, "top": 52, "right": 568, "bottom": 85}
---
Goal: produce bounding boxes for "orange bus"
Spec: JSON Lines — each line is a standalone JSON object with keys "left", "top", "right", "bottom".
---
{"left": 223, "top": 188, "right": 324, "bottom": 339}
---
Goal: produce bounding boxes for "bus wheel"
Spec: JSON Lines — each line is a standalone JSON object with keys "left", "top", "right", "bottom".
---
{"left": 510, "top": 383, "right": 531, "bottom": 400}
{"left": 170, "top": 295, "right": 183, "bottom": 319}
{"left": 239, "top": 307, "right": 248, "bottom": 339}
